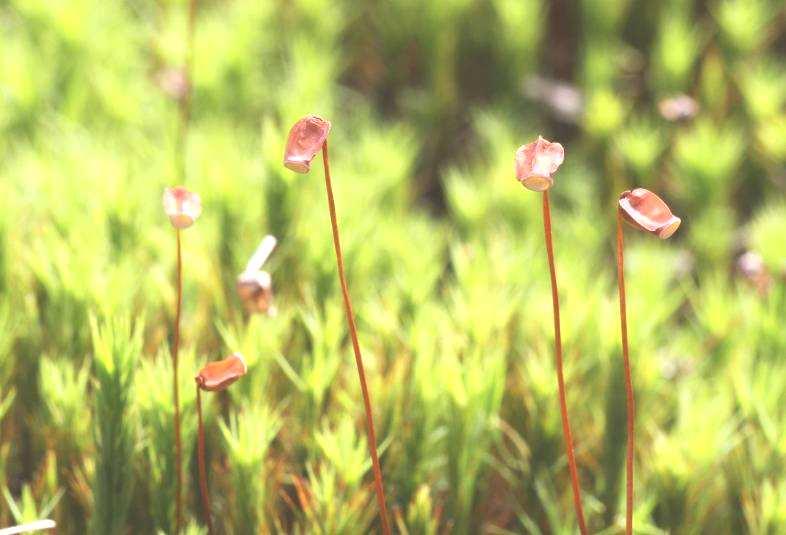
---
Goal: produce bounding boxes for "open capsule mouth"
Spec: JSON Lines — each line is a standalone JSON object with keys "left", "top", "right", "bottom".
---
{"left": 169, "top": 214, "right": 195, "bottom": 229}
{"left": 521, "top": 175, "right": 553, "bottom": 192}
{"left": 284, "top": 158, "right": 312, "bottom": 174}
{"left": 657, "top": 217, "right": 681, "bottom": 239}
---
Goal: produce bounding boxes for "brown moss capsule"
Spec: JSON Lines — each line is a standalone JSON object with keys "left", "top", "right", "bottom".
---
{"left": 236, "top": 235, "right": 277, "bottom": 315}
{"left": 195, "top": 353, "right": 247, "bottom": 392}
{"left": 618, "top": 188, "right": 681, "bottom": 239}
{"left": 236, "top": 271, "right": 274, "bottom": 315}
{"left": 283, "top": 115, "right": 332, "bottom": 173}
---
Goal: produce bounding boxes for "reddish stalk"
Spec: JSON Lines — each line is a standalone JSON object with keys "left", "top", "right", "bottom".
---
{"left": 193, "top": 353, "right": 246, "bottom": 534}
{"left": 320, "top": 141, "right": 392, "bottom": 535}
{"left": 541, "top": 191, "right": 588, "bottom": 535}
{"left": 163, "top": 186, "right": 201, "bottom": 533}
{"left": 615, "top": 209, "right": 634, "bottom": 535}
{"left": 173, "top": 229, "right": 184, "bottom": 534}
{"left": 195, "top": 387, "right": 214, "bottom": 535}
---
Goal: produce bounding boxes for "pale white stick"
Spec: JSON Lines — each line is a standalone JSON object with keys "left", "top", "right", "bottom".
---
{"left": 243, "top": 235, "right": 277, "bottom": 274}
{"left": 0, "top": 520, "right": 56, "bottom": 535}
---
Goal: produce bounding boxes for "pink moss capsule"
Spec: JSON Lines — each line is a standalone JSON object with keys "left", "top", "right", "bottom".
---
{"left": 618, "top": 188, "right": 681, "bottom": 239}
{"left": 515, "top": 136, "right": 565, "bottom": 192}
{"left": 163, "top": 186, "right": 202, "bottom": 229}
{"left": 195, "top": 353, "right": 247, "bottom": 392}
{"left": 283, "top": 115, "right": 332, "bottom": 173}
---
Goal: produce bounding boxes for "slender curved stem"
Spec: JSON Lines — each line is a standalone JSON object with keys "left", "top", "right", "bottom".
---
{"left": 173, "top": 229, "right": 184, "bottom": 534}
{"left": 321, "top": 141, "right": 392, "bottom": 535}
{"left": 616, "top": 209, "right": 635, "bottom": 535}
{"left": 196, "top": 387, "right": 214, "bottom": 535}
{"left": 542, "top": 191, "right": 588, "bottom": 535}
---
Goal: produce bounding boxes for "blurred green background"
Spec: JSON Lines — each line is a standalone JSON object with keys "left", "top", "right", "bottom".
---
{"left": 1, "top": 0, "right": 786, "bottom": 533}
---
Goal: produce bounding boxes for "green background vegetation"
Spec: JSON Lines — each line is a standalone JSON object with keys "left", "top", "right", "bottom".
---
{"left": 1, "top": 0, "right": 786, "bottom": 533}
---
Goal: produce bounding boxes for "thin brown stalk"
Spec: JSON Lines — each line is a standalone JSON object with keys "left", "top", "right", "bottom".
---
{"left": 615, "top": 209, "right": 635, "bottom": 535}
{"left": 541, "top": 191, "right": 588, "bottom": 535}
{"left": 320, "top": 141, "right": 392, "bottom": 535}
{"left": 173, "top": 229, "right": 184, "bottom": 534}
{"left": 196, "top": 387, "right": 214, "bottom": 535}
